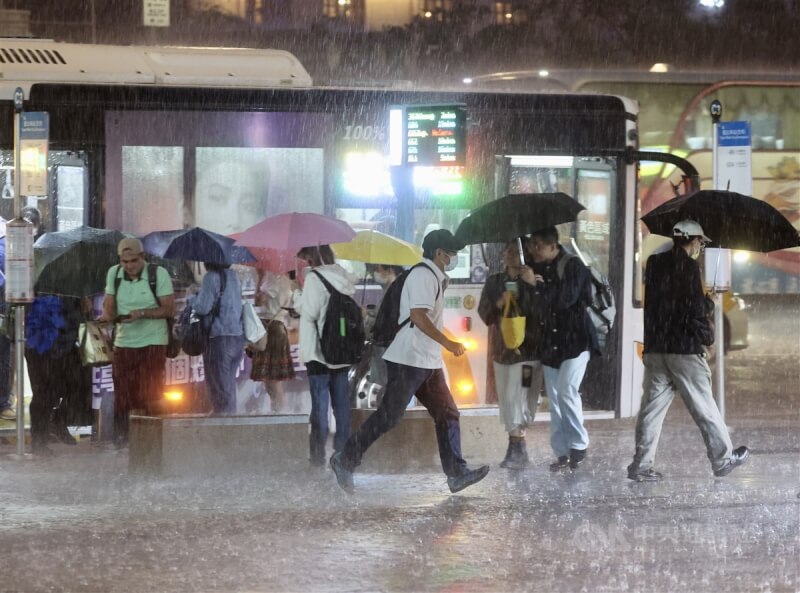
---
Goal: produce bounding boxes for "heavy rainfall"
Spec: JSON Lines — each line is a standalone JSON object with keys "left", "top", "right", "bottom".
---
{"left": 1, "top": 1, "right": 799, "bottom": 592}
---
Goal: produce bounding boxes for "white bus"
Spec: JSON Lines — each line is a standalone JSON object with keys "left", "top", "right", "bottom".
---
{"left": 0, "top": 39, "right": 646, "bottom": 421}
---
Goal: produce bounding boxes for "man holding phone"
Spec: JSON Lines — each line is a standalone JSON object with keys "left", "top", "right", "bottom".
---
{"left": 478, "top": 239, "right": 544, "bottom": 469}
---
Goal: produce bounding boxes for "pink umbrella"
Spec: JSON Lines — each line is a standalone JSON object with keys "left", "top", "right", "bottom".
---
{"left": 228, "top": 232, "right": 302, "bottom": 273}
{"left": 234, "top": 212, "right": 356, "bottom": 253}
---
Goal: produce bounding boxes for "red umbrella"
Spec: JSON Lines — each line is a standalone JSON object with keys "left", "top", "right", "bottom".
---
{"left": 234, "top": 212, "right": 356, "bottom": 252}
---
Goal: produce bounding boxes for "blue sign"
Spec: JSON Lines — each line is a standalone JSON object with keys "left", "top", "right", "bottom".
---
{"left": 718, "top": 121, "right": 751, "bottom": 147}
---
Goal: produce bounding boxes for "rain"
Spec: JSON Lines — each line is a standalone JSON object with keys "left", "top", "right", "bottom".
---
{"left": 1, "top": 2, "right": 799, "bottom": 592}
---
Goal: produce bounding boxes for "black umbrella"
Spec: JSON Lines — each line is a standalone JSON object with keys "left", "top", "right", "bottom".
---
{"left": 641, "top": 189, "right": 800, "bottom": 252}
{"left": 455, "top": 192, "right": 586, "bottom": 245}
{"left": 142, "top": 227, "right": 255, "bottom": 265}
{"left": 34, "top": 226, "right": 128, "bottom": 297}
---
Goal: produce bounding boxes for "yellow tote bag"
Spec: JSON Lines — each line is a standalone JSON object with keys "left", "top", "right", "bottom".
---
{"left": 499, "top": 294, "right": 526, "bottom": 350}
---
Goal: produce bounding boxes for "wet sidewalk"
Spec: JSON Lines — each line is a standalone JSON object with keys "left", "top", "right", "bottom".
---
{"left": 1, "top": 301, "right": 799, "bottom": 592}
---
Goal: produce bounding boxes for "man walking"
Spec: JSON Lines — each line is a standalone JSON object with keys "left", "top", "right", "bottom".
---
{"left": 527, "top": 227, "right": 598, "bottom": 470}
{"left": 330, "top": 229, "right": 490, "bottom": 494}
{"left": 627, "top": 220, "right": 749, "bottom": 481}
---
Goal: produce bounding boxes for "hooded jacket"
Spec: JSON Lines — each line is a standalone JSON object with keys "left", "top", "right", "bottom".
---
{"left": 293, "top": 263, "right": 358, "bottom": 369}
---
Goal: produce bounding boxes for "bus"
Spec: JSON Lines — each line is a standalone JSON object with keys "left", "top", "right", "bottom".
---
{"left": 0, "top": 39, "right": 645, "bottom": 427}
{"left": 462, "top": 68, "right": 800, "bottom": 297}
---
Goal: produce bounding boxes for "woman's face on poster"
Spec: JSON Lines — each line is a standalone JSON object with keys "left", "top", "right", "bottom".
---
{"left": 195, "top": 159, "right": 268, "bottom": 234}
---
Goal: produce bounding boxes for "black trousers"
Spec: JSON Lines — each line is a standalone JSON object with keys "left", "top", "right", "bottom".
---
{"left": 25, "top": 347, "right": 83, "bottom": 447}
{"left": 340, "top": 362, "right": 467, "bottom": 477}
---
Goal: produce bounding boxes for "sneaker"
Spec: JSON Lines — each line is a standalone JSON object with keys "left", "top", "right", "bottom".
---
{"left": 628, "top": 468, "right": 663, "bottom": 482}
{"left": 447, "top": 465, "right": 490, "bottom": 494}
{"left": 329, "top": 451, "right": 355, "bottom": 494}
{"left": 0, "top": 408, "right": 16, "bottom": 421}
{"left": 549, "top": 456, "right": 569, "bottom": 471}
{"left": 569, "top": 448, "right": 587, "bottom": 469}
{"left": 713, "top": 446, "right": 750, "bottom": 477}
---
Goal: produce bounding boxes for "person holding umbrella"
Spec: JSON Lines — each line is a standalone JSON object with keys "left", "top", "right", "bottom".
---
{"left": 478, "top": 240, "right": 543, "bottom": 470}
{"left": 190, "top": 261, "right": 244, "bottom": 415}
{"left": 627, "top": 220, "right": 749, "bottom": 481}
{"left": 102, "top": 238, "right": 175, "bottom": 448}
{"left": 292, "top": 244, "right": 359, "bottom": 467}
{"left": 526, "top": 226, "right": 599, "bottom": 471}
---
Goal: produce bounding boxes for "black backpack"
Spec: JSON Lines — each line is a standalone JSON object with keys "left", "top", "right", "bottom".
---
{"left": 371, "top": 262, "right": 440, "bottom": 348}
{"left": 556, "top": 254, "right": 616, "bottom": 348}
{"left": 311, "top": 270, "right": 365, "bottom": 365}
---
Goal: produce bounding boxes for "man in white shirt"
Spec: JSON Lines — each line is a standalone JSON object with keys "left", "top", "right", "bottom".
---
{"left": 331, "top": 230, "right": 490, "bottom": 494}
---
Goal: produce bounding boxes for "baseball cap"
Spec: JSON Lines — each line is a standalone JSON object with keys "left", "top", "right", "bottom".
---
{"left": 672, "top": 220, "right": 711, "bottom": 243}
{"left": 422, "top": 229, "right": 464, "bottom": 254}
{"left": 117, "top": 237, "right": 144, "bottom": 256}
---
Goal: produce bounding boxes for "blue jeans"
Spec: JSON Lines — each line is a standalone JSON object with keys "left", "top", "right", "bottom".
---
{"left": 0, "top": 332, "right": 12, "bottom": 411}
{"left": 203, "top": 335, "right": 244, "bottom": 415}
{"left": 308, "top": 370, "right": 351, "bottom": 464}
{"left": 340, "top": 362, "right": 467, "bottom": 478}
{"left": 543, "top": 351, "right": 590, "bottom": 457}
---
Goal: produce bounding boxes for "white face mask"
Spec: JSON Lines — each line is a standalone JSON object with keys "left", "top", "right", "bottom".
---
{"left": 444, "top": 255, "right": 458, "bottom": 273}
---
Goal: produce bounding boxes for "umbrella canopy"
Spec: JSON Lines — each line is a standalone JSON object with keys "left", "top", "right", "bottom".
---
{"left": 234, "top": 212, "right": 356, "bottom": 253}
{"left": 331, "top": 229, "right": 422, "bottom": 265}
{"left": 455, "top": 193, "right": 586, "bottom": 245}
{"left": 228, "top": 232, "right": 302, "bottom": 273}
{"left": 142, "top": 227, "right": 254, "bottom": 265}
{"left": 641, "top": 189, "right": 800, "bottom": 252}
{"left": 34, "top": 226, "right": 128, "bottom": 297}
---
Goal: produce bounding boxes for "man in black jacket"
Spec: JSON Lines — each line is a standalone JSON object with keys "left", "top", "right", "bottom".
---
{"left": 628, "top": 220, "right": 749, "bottom": 482}
{"left": 527, "top": 227, "right": 599, "bottom": 471}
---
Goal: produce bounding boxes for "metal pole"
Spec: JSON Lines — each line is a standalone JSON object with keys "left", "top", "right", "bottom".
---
{"left": 710, "top": 100, "right": 725, "bottom": 420}
{"left": 12, "top": 92, "right": 24, "bottom": 456}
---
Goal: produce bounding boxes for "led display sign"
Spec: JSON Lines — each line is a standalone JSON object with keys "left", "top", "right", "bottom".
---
{"left": 389, "top": 104, "right": 466, "bottom": 167}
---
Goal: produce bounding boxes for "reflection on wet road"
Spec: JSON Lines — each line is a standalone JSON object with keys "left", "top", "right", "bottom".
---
{"left": 1, "top": 297, "right": 798, "bottom": 592}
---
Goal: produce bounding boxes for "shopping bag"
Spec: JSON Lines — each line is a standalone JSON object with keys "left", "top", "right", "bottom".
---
{"left": 499, "top": 294, "right": 526, "bottom": 350}
{"left": 242, "top": 301, "right": 268, "bottom": 352}
{"left": 78, "top": 321, "right": 114, "bottom": 367}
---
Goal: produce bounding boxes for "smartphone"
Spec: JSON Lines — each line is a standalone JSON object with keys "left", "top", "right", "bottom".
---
{"left": 521, "top": 364, "right": 533, "bottom": 388}
{"left": 505, "top": 280, "right": 518, "bottom": 296}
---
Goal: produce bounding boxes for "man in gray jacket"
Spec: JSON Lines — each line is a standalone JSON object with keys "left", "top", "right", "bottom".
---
{"left": 627, "top": 220, "right": 749, "bottom": 482}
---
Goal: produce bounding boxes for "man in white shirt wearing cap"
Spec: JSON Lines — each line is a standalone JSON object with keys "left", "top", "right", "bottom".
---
{"left": 330, "top": 229, "right": 490, "bottom": 494}
{"left": 627, "top": 219, "right": 749, "bottom": 481}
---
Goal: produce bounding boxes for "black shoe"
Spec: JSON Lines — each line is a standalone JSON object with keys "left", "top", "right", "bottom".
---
{"left": 447, "top": 465, "right": 490, "bottom": 493}
{"left": 628, "top": 468, "right": 663, "bottom": 482}
{"left": 569, "top": 448, "right": 587, "bottom": 469}
{"left": 499, "top": 440, "right": 514, "bottom": 469}
{"left": 51, "top": 426, "right": 77, "bottom": 445}
{"left": 549, "top": 456, "right": 569, "bottom": 471}
{"left": 329, "top": 452, "right": 354, "bottom": 494}
{"left": 504, "top": 439, "right": 529, "bottom": 470}
{"left": 309, "top": 456, "right": 326, "bottom": 468}
{"left": 713, "top": 446, "right": 750, "bottom": 477}
{"left": 31, "top": 444, "right": 56, "bottom": 457}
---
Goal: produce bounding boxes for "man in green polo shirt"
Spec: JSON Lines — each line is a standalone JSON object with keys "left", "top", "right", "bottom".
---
{"left": 102, "top": 238, "right": 174, "bottom": 448}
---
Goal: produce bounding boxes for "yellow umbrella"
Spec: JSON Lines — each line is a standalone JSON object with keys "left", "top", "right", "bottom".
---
{"left": 331, "top": 229, "right": 422, "bottom": 265}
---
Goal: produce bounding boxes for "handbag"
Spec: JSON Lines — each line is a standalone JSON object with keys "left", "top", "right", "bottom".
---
{"left": 78, "top": 321, "right": 114, "bottom": 367}
{"left": 176, "top": 270, "right": 227, "bottom": 356}
{"left": 499, "top": 294, "right": 526, "bottom": 350}
{"left": 242, "top": 301, "right": 268, "bottom": 352}
{"left": 166, "top": 317, "right": 181, "bottom": 358}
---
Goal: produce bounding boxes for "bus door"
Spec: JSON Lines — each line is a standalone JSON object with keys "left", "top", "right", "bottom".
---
{"left": 487, "top": 155, "right": 619, "bottom": 414}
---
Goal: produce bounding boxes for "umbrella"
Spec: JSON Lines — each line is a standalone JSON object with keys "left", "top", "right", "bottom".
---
{"left": 234, "top": 212, "right": 356, "bottom": 252}
{"left": 142, "top": 227, "right": 255, "bottom": 265}
{"left": 228, "top": 232, "right": 301, "bottom": 273}
{"left": 455, "top": 192, "right": 586, "bottom": 245}
{"left": 331, "top": 229, "right": 422, "bottom": 266}
{"left": 641, "top": 189, "right": 800, "bottom": 252}
{"left": 33, "top": 226, "right": 127, "bottom": 297}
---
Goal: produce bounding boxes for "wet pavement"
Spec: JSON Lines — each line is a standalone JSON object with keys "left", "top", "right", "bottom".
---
{"left": 1, "top": 296, "right": 799, "bottom": 593}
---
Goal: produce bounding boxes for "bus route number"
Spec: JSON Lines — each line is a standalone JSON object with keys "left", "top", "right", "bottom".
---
{"left": 343, "top": 125, "right": 385, "bottom": 142}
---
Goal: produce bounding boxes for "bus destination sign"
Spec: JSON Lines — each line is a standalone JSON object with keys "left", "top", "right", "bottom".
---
{"left": 404, "top": 105, "right": 466, "bottom": 167}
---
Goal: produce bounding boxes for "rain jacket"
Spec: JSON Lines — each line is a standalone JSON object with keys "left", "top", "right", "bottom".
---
{"left": 293, "top": 264, "right": 358, "bottom": 370}
{"left": 643, "top": 247, "right": 712, "bottom": 355}
{"left": 478, "top": 271, "right": 541, "bottom": 365}
{"left": 532, "top": 246, "right": 599, "bottom": 368}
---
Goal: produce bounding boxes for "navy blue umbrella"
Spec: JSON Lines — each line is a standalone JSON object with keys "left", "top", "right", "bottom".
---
{"left": 142, "top": 227, "right": 255, "bottom": 265}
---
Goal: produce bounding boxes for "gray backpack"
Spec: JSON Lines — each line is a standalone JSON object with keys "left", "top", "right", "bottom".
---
{"left": 556, "top": 254, "right": 616, "bottom": 347}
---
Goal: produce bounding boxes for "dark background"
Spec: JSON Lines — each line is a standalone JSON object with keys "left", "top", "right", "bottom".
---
{"left": 18, "top": 0, "right": 800, "bottom": 85}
